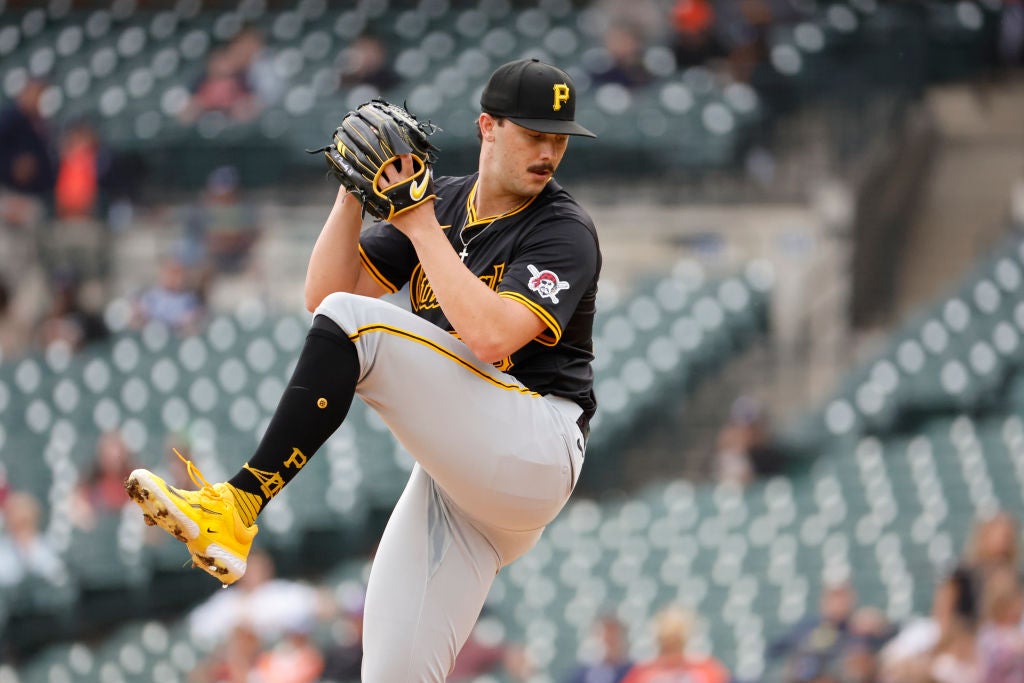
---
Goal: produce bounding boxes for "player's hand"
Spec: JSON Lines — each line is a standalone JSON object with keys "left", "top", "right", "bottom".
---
{"left": 314, "top": 100, "right": 440, "bottom": 222}
{"left": 379, "top": 153, "right": 414, "bottom": 188}
{"left": 379, "top": 154, "right": 437, "bottom": 234}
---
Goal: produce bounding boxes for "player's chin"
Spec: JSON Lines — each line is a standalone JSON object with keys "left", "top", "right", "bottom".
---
{"left": 524, "top": 171, "right": 552, "bottom": 190}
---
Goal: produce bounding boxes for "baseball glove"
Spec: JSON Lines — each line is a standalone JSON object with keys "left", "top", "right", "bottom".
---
{"left": 311, "top": 99, "right": 441, "bottom": 222}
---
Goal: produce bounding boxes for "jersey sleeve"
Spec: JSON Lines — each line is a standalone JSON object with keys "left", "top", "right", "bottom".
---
{"left": 358, "top": 221, "right": 418, "bottom": 294}
{"left": 498, "top": 218, "right": 599, "bottom": 346}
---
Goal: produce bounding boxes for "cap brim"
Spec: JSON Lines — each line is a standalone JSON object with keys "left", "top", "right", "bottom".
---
{"left": 508, "top": 117, "right": 597, "bottom": 138}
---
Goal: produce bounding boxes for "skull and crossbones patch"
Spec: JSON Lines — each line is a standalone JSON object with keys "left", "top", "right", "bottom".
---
{"left": 527, "top": 264, "right": 570, "bottom": 304}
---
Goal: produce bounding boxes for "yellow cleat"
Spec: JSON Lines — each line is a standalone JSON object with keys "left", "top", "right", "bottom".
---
{"left": 124, "top": 450, "right": 257, "bottom": 586}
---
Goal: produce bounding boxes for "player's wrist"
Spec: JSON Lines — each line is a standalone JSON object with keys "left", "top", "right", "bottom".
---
{"left": 393, "top": 202, "right": 440, "bottom": 239}
{"left": 337, "top": 190, "right": 363, "bottom": 215}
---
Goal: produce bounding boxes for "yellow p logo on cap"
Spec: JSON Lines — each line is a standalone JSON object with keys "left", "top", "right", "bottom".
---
{"left": 552, "top": 83, "right": 570, "bottom": 111}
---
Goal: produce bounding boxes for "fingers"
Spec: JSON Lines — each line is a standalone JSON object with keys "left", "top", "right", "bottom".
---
{"left": 380, "top": 154, "right": 414, "bottom": 188}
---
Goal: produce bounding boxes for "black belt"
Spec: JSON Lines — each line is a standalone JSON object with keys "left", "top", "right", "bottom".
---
{"left": 576, "top": 413, "right": 590, "bottom": 445}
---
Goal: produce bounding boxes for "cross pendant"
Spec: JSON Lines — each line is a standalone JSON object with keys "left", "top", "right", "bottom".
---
{"left": 459, "top": 247, "right": 469, "bottom": 262}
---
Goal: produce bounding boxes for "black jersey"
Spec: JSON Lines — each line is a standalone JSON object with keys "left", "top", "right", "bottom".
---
{"left": 358, "top": 173, "right": 601, "bottom": 421}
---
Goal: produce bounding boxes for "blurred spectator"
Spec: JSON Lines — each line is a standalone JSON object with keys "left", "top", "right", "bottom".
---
{"left": 714, "top": 395, "right": 787, "bottom": 486}
{"left": 835, "top": 607, "right": 894, "bottom": 683}
{"left": 1000, "top": 0, "right": 1024, "bottom": 67}
{"left": 928, "top": 605, "right": 980, "bottom": 683}
{"left": 0, "top": 79, "right": 55, "bottom": 206}
{"left": 49, "top": 119, "right": 113, "bottom": 281}
{"left": 450, "top": 615, "right": 531, "bottom": 682}
{"left": 879, "top": 566, "right": 979, "bottom": 683}
{"left": 565, "top": 615, "right": 633, "bottom": 683}
{"left": 670, "top": 0, "right": 729, "bottom": 69}
{"left": 965, "top": 510, "right": 1019, "bottom": 583}
{"left": 321, "top": 588, "right": 364, "bottom": 682}
{"left": 978, "top": 566, "right": 1024, "bottom": 682}
{"left": 0, "top": 272, "right": 32, "bottom": 357}
{"left": 183, "top": 165, "right": 262, "bottom": 275}
{"left": 252, "top": 628, "right": 325, "bottom": 683}
{"left": 322, "top": 638, "right": 363, "bottom": 681}
{"left": 54, "top": 119, "right": 103, "bottom": 221}
{"left": 180, "top": 48, "right": 261, "bottom": 124}
{"left": 718, "top": 0, "right": 773, "bottom": 83}
{"left": 0, "top": 490, "right": 68, "bottom": 589}
{"left": 849, "top": 606, "right": 895, "bottom": 653}
{"left": 769, "top": 580, "right": 856, "bottom": 682}
{"left": 621, "top": 605, "right": 729, "bottom": 683}
{"left": 589, "top": 24, "right": 654, "bottom": 90}
{"left": 502, "top": 642, "right": 533, "bottom": 681}
{"left": 133, "top": 254, "right": 206, "bottom": 334}
{"left": 189, "top": 624, "right": 263, "bottom": 683}
{"left": 230, "top": 27, "right": 283, "bottom": 107}
{"left": 35, "top": 270, "right": 109, "bottom": 352}
{"left": 188, "top": 548, "right": 331, "bottom": 646}
{"left": 839, "top": 638, "right": 878, "bottom": 683}
{"left": 70, "top": 430, "right": 138, "bottom": 530}
{"left": 450, "top": 626, "right": 507, "bottom": 682}
{"left": 596, "top": 0, "right": 668, "bottom": 46}
{"left": 0, "top": 80, "right": 53, "bottom": 288}
{"left": 338, "top": 35, "right": 400, "bottom": 93}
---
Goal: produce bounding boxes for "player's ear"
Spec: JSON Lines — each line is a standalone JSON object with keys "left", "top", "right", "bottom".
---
{"left": 479, "top": 113, "right": 498, "bottom": 142}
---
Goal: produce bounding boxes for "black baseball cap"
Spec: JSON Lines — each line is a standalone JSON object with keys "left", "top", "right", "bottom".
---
{"left": 481, "top": 58, "right": 596, "bottom": 138}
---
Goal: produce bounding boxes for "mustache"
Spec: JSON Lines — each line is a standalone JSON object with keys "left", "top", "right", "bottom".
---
{"left": 528, "top": 163, "right": 555, "bottom": 174}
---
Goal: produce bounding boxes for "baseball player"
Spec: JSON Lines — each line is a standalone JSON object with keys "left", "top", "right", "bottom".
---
{"left": 126, "top": 58, "right": 600, "bottom": 681}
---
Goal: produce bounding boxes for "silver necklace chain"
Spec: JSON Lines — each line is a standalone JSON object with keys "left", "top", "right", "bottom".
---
{"left": 457, "top": 214, "right": 498, "bottom": 262}
{"left": 457, "top": 198, "right": 529, "bottom": 262}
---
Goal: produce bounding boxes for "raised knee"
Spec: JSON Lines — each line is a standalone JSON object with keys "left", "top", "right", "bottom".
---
{"left": 314, "top": 291, "right": 359, "bottom": 330}
{"left": 316, "top": 290, "right": 355, "bottom": 313}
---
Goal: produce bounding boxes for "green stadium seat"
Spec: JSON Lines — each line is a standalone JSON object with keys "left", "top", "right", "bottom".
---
{"left": 17, "top": 640, "right": 96, "bottom": 683}
{"left": 63, "top": 512, "right": 149, "bottom": 594}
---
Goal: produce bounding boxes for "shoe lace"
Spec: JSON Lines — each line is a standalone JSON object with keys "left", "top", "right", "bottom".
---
{"left": 173, "top": 448, "right": 220, "bottom": 496}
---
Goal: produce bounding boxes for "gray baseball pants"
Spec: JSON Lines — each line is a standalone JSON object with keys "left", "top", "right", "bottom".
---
{"left": 315, "top": 292, "right": 586, "bottom": 682}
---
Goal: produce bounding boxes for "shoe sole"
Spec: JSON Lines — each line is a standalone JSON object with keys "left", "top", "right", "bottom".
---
{"left": 125, "top": 470, "right": 247, "bottom": 585}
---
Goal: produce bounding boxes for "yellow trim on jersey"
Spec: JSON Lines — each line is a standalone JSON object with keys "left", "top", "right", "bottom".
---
{"left": 464, "top": 180, "right": 537, "bottom": 226}
{"left": 358, "top": 245, "right": 399, "bottom": 294}
{"left": 348, "top": 324, "right": 541, "bottom": 396}
{"left": 499, "top": 291, "right": 562, "bottom": 346}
